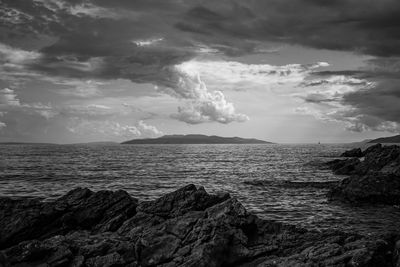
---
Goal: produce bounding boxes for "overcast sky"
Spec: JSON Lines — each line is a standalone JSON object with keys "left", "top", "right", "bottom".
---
{"left": 0, "top": 0, "right": 399, "bottom": 143}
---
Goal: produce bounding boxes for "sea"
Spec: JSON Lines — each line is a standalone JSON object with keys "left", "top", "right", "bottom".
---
{"left": 1, "top": 143, "right": 400, "bottom": 235}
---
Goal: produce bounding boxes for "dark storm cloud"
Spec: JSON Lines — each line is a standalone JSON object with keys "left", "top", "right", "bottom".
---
{"left": 0, "top": 0, "right": 197, "bottom": 91}
{"left": 3, "top": 0, "right": 400, "bottom": 82}
{"left": 342, "top": 78, "right": 400, "bottom": 126}
{"left": 2, "top": 0, "right": 400, "bottom": 130}
{"left": 174, "top": 0, "right": 400, "bottom": 57}
{"left": 303, "top": 59, "right": 400, "bottom": 132}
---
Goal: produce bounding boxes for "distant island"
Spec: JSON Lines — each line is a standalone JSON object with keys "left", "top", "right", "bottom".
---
{"left": 122, "top": 134, "right": 273, "bottom": 144}
{"left": 67, "top": 141, "right": 120, "bottom": 146}
{"left": 368, "top": 134, "right": 400, "bottom": 143}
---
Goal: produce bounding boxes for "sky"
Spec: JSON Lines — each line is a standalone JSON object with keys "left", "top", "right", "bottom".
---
{"left": 0, "top": 0, "right": 399, "bottom": 143}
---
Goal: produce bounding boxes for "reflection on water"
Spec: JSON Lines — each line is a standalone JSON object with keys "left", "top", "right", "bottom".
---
{"left": 0, "top": 143, "right": 399, "bottom": 234}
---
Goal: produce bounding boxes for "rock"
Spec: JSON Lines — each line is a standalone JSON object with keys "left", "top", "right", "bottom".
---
{"left": 0, "top": 188, "right": 138, "bottom": 249}
{"left": 327, "top": 158, "right": 361, "bottom": 175}
{"left": 328, "top": 144, "right": 400, "bottom": 204}
{"left": 363, "top": 143, "right": 383, "bottom": 156}
{"left": 0, "top": 185, "right": 399, "bottom": 267}
{"left": 327, "top": 174, "right": 400, "bottom": 204}
{"left": 341, "top": 148, "right": 363, "bottom": 157}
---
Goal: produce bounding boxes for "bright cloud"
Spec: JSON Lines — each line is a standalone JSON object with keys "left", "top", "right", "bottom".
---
{"left": 132, "top": 38, "right": 164, "bottom": 47}
{"left": 160, "top": 64, "right": 249, "bottom": 124}
{"left": 67, "top": 119, "right": 162, "bottom": 139}
{"left": 0, "top": 43, "right": 41, "bottom": 66}
{"left": 174, "top": 60, "right": 329, "bottom": 91}
{"left": 0, "top": 88, "right": 21, "bottom": 106}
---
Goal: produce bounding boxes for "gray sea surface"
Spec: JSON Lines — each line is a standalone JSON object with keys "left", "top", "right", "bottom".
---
{"left": 1, "top": 143, "right": 399, "bottom": 235}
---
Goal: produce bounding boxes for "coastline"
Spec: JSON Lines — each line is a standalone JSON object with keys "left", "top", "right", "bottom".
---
{"left": 1, "top": 184, "right": 400, "bottom": 266}
{"left": 1, "top": 144, "right": 400, "bottom": 266}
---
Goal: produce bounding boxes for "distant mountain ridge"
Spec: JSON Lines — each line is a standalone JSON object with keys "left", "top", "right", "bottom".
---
{"left": 68, "top": 141, "right": 119, "bottom": 146}
{"left": 122, "top": 134, "right": 273, "bottom": 144}
{"left": 368, "top": 135, "right": 400, "bottom": 143}
{"left": 0, "top": 142, "right": 55, "bottom": 145}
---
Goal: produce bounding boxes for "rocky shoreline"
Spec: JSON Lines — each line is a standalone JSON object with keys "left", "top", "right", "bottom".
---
{"left": 327, "top": 144, "right": 400, "bottom": 204}
{"left": 1, "top": 144, "right": 400, "bottom": 266}
{"left": 0, "top": 184, "right": 399, "bottom": 267}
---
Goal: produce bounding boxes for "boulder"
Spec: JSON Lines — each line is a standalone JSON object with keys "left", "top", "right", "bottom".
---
{"left": 1, "top": 185, "right": 399, "bottom": 267}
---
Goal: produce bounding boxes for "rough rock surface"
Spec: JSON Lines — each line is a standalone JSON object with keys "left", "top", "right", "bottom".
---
{"left": 0, "top": 188, "right": 138, "bottom": 249}
{"left": 1, "top": 185, "right": 400, "bottom": 266}
{"left": 340, "top": 148, "right": 363, "bottom": 158}
{"left": 327, "top": 144, "right": 400, "bottom": 204}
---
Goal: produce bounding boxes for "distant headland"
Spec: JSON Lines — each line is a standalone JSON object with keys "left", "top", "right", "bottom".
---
{"left": 367, "top": 134, "right": 400, "bottom": 143}
{"left": 122, "top": 134, "right": 273, "bottom": 144}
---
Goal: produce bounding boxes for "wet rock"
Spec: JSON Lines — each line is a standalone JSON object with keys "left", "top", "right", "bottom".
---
{"left": 341, "top": 148, "right": 363, "bottom": 157}
{"left": 328, "top": 144, "right": 400, "bottom": 204}
{"left": 1, "top": 185, "right": 399, "bottom": 267}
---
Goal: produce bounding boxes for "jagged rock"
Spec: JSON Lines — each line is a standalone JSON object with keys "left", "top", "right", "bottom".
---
{"left": 0, "top": 188, "right": 138, "bottom": 249}
{"left": 1, "top": 185, "right": 399, "bottom": 267}
{"left": 328, "top": 144, "right": 400, "bottom": 204}
{"left": 341, "top": 148, "right": 363, "bottom": 157}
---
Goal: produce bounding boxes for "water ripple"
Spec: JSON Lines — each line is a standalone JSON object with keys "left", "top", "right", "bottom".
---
{"left": 1, "top": 143, "right": 400, "bottom": 235}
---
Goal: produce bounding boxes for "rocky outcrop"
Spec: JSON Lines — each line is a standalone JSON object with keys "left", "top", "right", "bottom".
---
{"left": 340, "top": 148, "right": 363, "bottom": 158}
{"left": 327, "top": 144, "right": 400, "bottom": 204}
{"left": 1, "top": 185, "right": 400, "bottom": 266}
{"left": 0, "top": 188, "right": 138, "bottom": 249}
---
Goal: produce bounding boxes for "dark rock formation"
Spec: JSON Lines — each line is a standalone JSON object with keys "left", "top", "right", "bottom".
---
{"left": 0, "top": 188, "right": 137, "bottom": 249}
{"left": 327, "top": 158, "right": 361, "bottom": 175}
{"left": 1, "top": 185, "right": 400, "bottom": 266}
{"left": 327, "top": 144, "right": 400, "bottom": 204}
{"left": 340, "top": 148, "right": 363, "bottom": 158}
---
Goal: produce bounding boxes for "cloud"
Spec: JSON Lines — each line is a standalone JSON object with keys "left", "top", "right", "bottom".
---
{"left": 155, "top": 59, "right": 331, "bottom": 124}
{"left": 0, "top": 121, "right": 6, "bottom": 129}
{"left": 174, "top": 60, "right": 329, "bottom": 91}
{"left": 0, "top": 43, "right": 41, "bottom": 66}
{"left": 136, "top": 120, "right": 163, "bottom": 136}
{"left": 341, "top": 79, "right": 400, "bottom": 131}
{"left": 2, "top": 0, "right": 400, "bottom": 138}
{"left": 67, "top": 119, "right": 162, "bottom": 139}
{"left": 54, "top": 79, "right": 102, "bottom": 98}
{"left": 0, "top": 87, "right": 162, "bottom": 141}
{"left": 174, "top": 0, "right": 400, "bottom": 57}
{"left": 171, "top": 92, "right": 249, "bottom": 124}
{"left": 160, "top": 64, "right": 249, "bottom": 124}
{"left": 294, "top": 68, "right": 400, "bottom": 133}
{"left": 0, "top": 88, "right": 21, "bottom": 106}
{"left": 132, "top": 38, "right": 164, "bottom": 47}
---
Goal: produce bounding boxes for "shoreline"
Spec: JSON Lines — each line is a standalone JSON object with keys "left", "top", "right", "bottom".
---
{"left": 1, "top": 144, "right": 400, "bottom": 266}
{"left": 1, "top": 184, "right": 400, "bottom": 266}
